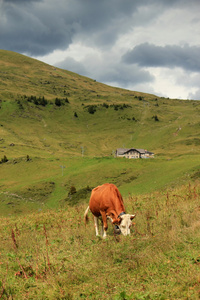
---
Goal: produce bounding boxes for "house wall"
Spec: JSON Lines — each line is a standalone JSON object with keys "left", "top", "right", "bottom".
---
{"left": 125, "top": 150, "right": 140, "bottom": 159}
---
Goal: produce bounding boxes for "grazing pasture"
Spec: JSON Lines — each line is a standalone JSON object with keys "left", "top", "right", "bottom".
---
{"left": 0, "top": 182, "right": 200, "bottom": 299}
{"left": 0, "top": 50, "right": 200, "bottom": 298}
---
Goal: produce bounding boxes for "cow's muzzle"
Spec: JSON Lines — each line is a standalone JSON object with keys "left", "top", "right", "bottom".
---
{"left": 114, "top": 225, "right": 121, "bottom": 235}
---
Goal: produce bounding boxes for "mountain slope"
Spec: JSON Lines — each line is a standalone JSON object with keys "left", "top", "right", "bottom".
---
{"left": 0, "top": 50, "right": 199, "bottom": 215}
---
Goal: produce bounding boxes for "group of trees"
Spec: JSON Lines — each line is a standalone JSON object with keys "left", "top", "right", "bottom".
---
{"left": 111, "top": 103, "right": 131, "bottom": 111}
{"left": 15, "top": 95, "right": 159, "bottom": 121}
{"left": 25, "top": 95, "right": 48, "bottom": 106}
{"left": 84, "top": 103, "right": 132, "bottom": 114}
{"left": 0, "top": 155, "right": 31, "bottom": 164}
{"left": 55, "top": 97, "right": 69, "bottom": 107}
{"left": 21, "top": 95, "right": 70, "bottom": 107}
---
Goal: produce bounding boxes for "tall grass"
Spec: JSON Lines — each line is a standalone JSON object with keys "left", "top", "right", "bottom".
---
{"left": 0, "top": 181, "right": 200, "bottom": 299}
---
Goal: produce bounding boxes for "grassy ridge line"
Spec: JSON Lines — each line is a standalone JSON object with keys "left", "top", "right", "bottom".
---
{"left": 0, "top": 49, "right": 154, "bottom": 101}
{"left": 0, "top": 181, "right": 200, "bottom": 299}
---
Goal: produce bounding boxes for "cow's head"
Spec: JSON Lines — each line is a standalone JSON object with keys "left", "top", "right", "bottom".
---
{"left": 118, "top": 214, "right": 135, "bottom": 236}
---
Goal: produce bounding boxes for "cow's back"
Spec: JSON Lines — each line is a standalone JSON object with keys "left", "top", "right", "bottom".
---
{"left": 89, "top": 183, "right": 125, "bottom": 217}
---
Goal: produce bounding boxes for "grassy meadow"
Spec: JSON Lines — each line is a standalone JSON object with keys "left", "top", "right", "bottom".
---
{"left": 0, "top": 182, "right": 200, "bottom": 299}
{"left": 0, "top": 50, "right": 200, "bottom": 298}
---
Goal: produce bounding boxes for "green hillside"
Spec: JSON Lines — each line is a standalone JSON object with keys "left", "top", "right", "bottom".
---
{"left": 0, "top": 50, "right": 199, "bottom": 215}
{"left": 0, "top": 50, "right": 200, "bottom": 299}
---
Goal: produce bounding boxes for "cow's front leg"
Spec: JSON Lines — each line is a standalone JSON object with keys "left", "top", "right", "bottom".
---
{"left": 94, "top": 216, "right": 99, "bottom": 236}
{"left": 100, "top": 219, "right": 106, "bottom": 238}
{"left": 100, "top": 211, "right": 108, "bottom": 238}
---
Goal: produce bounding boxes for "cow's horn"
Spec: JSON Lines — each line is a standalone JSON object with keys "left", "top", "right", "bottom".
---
{"left": 130, "top": 214, "right": 136, "bottom": 220}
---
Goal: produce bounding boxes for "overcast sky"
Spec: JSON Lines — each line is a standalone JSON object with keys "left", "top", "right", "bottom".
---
{"left": 1, "top": 0, "right": 200, "bottom": 100}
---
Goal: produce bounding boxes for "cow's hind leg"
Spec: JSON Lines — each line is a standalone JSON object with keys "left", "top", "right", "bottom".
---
{"left": 94, "top": 216, "right": 100, "bottom": 236}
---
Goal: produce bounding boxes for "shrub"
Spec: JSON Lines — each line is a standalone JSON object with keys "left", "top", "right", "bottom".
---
{"left": 26, "top": 155, "right": 30, "bottom": 161}
{"left": 40, "top": 96, "right": 48, "bottom": 106}
{"left": 16, "top": 100, "right": 24, "bottom": 109}
{"left": 152, "top": 115, "right": 159, "bottom": 121}
{"left": 55, "top": 98, "right": 62, "bottom": 107}
{"left": 66, "top": 185, "right": 92, "bottom": 205}
{"left": 0, "top": 155, "right": 8, "bottom": 163}
{"left": 103, "top": 103, "right": 109, "bottom": 108}
{"left": 65, "top": 97, "right": 69, "bottom": 103}
{"left": 88, "top": 105, "right": 96, "bottom": 114}
{"left": 68, "top": 186, "right": 77, "bottom": 195}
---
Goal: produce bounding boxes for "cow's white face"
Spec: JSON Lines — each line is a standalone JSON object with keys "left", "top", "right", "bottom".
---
{"left": 119, "top": 214, "right": 135, "bottom": 236}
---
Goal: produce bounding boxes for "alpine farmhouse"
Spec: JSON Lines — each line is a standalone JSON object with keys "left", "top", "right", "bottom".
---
{"left": 115, "top": 148, "right": 154, "bottom": 159}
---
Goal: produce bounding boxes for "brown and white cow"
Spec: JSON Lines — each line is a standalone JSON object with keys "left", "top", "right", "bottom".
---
{"left": 84, "top": 183, "right": 135, "bottom": 238}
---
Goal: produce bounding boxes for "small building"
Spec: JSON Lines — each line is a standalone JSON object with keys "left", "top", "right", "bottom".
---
{"left": 115, "top": 148, "right": 154, "bottom": 159}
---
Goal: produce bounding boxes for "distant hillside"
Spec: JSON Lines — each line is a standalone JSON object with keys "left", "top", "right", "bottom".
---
{"left": 0, "top": 50, "right": 199, "bottom": 215}
{"left": 1, "top": 50, "right": 199, "bottom": 157}
{"left": 0, "top": 49, "right": 155, "bottom": 101}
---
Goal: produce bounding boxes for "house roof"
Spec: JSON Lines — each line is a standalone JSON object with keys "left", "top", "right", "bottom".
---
{"left": 145, "top": 151, "right": 154, "bottom": 155}
{"left": 125, "top": 148, "right": 146, "bottom": 154}
{"left": 116, "top": 148, "right": 130, "bottom": 155}
{"left": 116, "top": 148, "right": 146, "bottom": 155}
{"left": 116, "top": 148, "right": 154, "bottom": 155}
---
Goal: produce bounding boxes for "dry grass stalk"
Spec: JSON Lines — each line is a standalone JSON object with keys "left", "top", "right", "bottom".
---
{"left": 11, "top": 229, "right": 18, "bottom": 250}
{"left": 43, "top": 224, "right": 51, "bottom": 272}
{"left": 15, "top": 257, "right": 28, "bottom": 279}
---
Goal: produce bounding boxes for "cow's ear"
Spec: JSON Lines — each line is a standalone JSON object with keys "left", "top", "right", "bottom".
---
{"left": 118, "top": 217, "right": 122, "bottom": 224}
{"left": 130, "top": 214, "right": 136, "bottom": 220}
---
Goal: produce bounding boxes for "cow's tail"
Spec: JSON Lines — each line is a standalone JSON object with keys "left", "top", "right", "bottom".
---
{"left": 84, "top": 206, "right": 90, "bottom": 225}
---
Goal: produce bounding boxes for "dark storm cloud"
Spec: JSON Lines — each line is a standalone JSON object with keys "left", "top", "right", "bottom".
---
{"left": 122, "top": 43, "right": 200, "bottom": 72}
{"left": 0, "top": 0, "right": 140, "bottom": 55}
{"left": 3, "top": 0, "right": 40, "bottom": 2}
{"left": 96, "top": 64, "right": 154, "bottom": 87}
{"left": 1, "top": 0, "right": 74, "bottom": 55}
{"left": 0, "top": 0, "right": 192, "bottom": 56}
